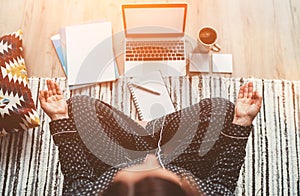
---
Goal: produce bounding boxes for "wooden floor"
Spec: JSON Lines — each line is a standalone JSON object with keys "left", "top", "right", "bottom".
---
{"left": 0, "top": 0, "right": 299, "bottom": 80}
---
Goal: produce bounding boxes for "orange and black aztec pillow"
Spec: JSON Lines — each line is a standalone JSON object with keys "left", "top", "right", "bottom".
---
{"left": 0, "top": 30, "right": 39, "bottom": 136}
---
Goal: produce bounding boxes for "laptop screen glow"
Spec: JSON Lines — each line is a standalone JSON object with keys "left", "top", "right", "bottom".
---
{"left": 123, "top": 4, "right": 187, "bottom": 38}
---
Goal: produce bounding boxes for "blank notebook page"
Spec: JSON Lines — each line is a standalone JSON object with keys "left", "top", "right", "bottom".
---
{"left": 128, "top": 71, "right": 176, "bottom": 121}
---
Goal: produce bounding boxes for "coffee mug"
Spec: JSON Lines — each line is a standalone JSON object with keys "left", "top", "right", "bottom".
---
{"left": 197, "top": 26, "right": 221, "bottom": 52}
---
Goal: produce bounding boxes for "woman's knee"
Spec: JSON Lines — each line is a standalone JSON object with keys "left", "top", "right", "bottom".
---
{"left": 210, "top": 97, "right": 235, "bottom": 120}
{"left": 66, "top": 95, "right": 99, "bottom": 116}
{"left": 211, "top": 97, "right": 234, "bottom": 109}
{"left": 67, "top": 95, "right": 94, "bottom": 104}
{"left": 199, "top": 97, "right": 234, "bottom": 117}
{"left": 67, "top": 95, "right": 112, "bottom": 115}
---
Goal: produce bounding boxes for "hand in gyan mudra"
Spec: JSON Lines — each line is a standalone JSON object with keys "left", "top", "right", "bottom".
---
{"left": 233, "top": 82, "right": 262, "bottom": 126}
{"left": 39, "top": 80, "right": 69, "bottom": 121}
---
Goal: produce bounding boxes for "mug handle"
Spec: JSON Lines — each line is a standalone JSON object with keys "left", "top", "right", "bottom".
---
{"left": 211, "top": 43, "right": 221, "bottom": 52}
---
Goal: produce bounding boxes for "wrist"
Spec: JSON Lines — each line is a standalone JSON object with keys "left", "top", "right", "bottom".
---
{"left": 51, "top": 113, "right": 69, "bottom": 121}
{"left": 232, "top": 116, "right": 253, "bottom": 126}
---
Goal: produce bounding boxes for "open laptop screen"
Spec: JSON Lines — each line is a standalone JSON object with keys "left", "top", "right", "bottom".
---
{"left": 122, "top": 4, "right": 187, "bottom": 38}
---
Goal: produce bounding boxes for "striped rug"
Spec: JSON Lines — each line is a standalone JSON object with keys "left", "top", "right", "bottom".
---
{"left": 0, "top": 76, "right": 299, "bottom": 196}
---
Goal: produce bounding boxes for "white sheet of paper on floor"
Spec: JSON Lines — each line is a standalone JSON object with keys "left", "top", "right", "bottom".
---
{"left": 212, "top": 53, "right": 233, "bottom": 73}
{"left": 189, "top": 53, "right": 210, "bottom": 72}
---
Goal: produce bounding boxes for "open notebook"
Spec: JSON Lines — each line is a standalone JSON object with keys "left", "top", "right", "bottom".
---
{"left": 127, "top": 71, "right": 176, "bottom": 121}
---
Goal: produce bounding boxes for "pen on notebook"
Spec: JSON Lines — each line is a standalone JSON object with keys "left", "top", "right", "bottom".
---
{"left": 128, "top": 81, "right": 160, "bottom": 95}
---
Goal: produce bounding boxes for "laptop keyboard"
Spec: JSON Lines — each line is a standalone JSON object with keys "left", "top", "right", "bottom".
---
{"left": 125, "top": 40, "right": 185, "bottom": 61}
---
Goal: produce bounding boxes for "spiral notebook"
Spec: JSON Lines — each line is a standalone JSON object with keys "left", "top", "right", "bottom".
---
{"left": 127, "top": 71, "right": 176, "bottom": 121}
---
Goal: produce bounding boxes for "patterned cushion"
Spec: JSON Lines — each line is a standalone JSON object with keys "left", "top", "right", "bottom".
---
{"left": 0, "top": 30, "right": 40, "bottom": 136}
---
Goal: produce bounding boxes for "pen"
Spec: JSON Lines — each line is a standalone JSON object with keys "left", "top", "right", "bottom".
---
{"left": 128, "top": 81, "right": 160, "bottom": 95}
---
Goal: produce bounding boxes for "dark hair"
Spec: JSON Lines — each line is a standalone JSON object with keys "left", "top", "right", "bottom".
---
{"left": 101, "top": 176, "right": 201, "bottom": 196}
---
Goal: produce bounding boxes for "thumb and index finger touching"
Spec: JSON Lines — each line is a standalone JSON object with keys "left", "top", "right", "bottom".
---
{"left": 38, "top": 80, "right": 63, "bottom": 104}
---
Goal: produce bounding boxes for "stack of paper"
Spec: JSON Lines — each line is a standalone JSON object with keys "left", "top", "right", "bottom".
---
{"left": 51, "top": 21, "right": 119, "bottom": 89}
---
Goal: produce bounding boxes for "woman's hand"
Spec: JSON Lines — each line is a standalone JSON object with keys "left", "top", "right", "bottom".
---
{"left": 233, "top": 82, "right": 262, "bottom": 126}
{"left": 39, "top": 80, "right": 69, "bottom": 121}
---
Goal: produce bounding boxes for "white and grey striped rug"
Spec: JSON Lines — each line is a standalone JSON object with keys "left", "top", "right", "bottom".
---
{"left": 0, "top": 76, "right": 299, "bottom": 196}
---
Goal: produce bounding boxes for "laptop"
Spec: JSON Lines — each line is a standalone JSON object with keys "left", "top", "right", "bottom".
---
{"left": 122, "top": 3, "right": 188, "bottom": 77}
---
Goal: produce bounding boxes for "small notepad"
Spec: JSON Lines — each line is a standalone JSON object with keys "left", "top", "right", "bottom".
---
{"left": 189, "top": 53, "right": 210, "bottom": 72}
{"left": 128, "top": 71, "right": 176, "bottom": 121}
{"left": 212, "top": 54, "right": 233, "bottom": 73}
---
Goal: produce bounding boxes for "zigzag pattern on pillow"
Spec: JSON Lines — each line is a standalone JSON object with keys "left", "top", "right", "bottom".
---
{"left": 0, "top": 30, "right": 40, "bottom": 136}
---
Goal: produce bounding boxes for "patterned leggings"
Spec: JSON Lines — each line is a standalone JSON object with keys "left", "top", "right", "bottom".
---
{"left": 67, "top": 95, "right": 235, "bottom": 179}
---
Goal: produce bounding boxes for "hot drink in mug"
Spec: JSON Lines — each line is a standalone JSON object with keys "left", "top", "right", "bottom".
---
{"left": 198, "top": 26, "right": 221, "bottom": 52}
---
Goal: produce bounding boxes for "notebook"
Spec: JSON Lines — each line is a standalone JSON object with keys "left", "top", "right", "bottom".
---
{"left": 127, "top": 71, "right": 176, "bottom": 121}
{"left": 59, "top": 21, "right": 118, "bottom": 88}
{"left": 122, "top": 3, "right": 188, "bottom": 77}
{"left": 51, "top": 34, "right": 67, "bottom": 76}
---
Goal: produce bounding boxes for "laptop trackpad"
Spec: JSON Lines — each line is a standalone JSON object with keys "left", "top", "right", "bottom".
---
{"left": 142, "top": 62, "right": 166, "bottom": 74}
{"left": 124, "top": 61, "right": 186, "bottom": 77}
